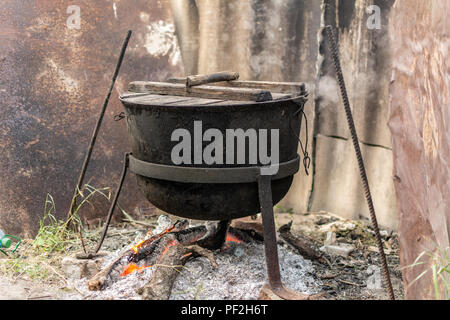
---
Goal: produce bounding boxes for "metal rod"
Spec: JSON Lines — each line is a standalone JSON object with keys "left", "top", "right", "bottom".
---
{"left": 325, "top": 25, "right": 395, "bottom": 300}
{"left": 92, "top": 153, "right": 130, "bottom": 254}
{"left": 67, "top": 30, "right": 132, "bottom": 222}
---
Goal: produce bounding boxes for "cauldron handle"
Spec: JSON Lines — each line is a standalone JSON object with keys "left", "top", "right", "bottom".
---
{"left": 186, "top": 71, "right": 239, "bottom": 88}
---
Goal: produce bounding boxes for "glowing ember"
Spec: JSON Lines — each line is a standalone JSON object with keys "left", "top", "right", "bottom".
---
{"left": 120, "top": 263, "right": 152, "bottom": 277}
{"left": 161, "top": 240, "right": 179, "bottom": 256}
{"left": 146, "top": 225, "right": 176, "bottom": 237}
{"left": 226, "top": 233, "right": 243, "bottom": 243}
{"left": 165, "top": 225, "right": 176, "bottom": 233}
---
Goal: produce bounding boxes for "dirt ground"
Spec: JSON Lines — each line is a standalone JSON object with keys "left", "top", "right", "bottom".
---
{"left": 0, "top": 210, "right": 404, "bottom": 300}
{"left": 273, "top": 211, "right": 404, "bottom": 300}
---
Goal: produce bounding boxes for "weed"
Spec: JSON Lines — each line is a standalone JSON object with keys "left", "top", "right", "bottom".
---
{"left": 31, "top": 194, "right": 78, "bottom": 254}
{"left": 402, "top": 245, "right": 449, "bottom": 300}
{"left": 0, "top": 184, "right": 112, "bottom": 281}
{"left": 32, "top": 185, "right": 111, "bottom": 255}
{"left": 0, "top": 258, "right": 50, "bottom": 280}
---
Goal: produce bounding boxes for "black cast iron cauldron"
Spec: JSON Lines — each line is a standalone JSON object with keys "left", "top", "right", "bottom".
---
{"left": 119, "top": 76, "right": 307, "bottom": 221}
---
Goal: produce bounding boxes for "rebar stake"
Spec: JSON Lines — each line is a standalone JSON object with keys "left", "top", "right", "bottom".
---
{"left": 325, "top": 25, "right": 395, "bottom": 300}
{"left": 67, "top": 30, "right": 132, "bottom": 222}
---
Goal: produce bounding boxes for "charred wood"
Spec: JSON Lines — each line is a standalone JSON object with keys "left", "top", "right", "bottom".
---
{"left": 137, "top": 244, "right": 217, "bottom": 300}
{"left": 278, "top": 221, "right": 325, "bottom": 263}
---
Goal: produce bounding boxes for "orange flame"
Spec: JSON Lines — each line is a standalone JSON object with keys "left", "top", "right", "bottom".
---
{"left": 120, "top": 263, "right": 152, "bottom": 277}
{"left": 123, "top": 225, "right": 180, "bottom": 277}
{"left": 226, "top": 233, "right": 243, "bottom": 243}
{"left": 131, "top": 240, "right": 146, "bottom": 254}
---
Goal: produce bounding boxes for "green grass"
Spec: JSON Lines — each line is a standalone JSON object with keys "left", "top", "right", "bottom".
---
{"left": 0, "top": 184, "right": 112, "bottom": 281}
{"left": 31, "top": 194, "right": 78, "bottom": 254}
{"left": 402, "top": 245, "right": 449, "bottom": 300}
{"left": 0, "top": 258, "right": 50, "bottom": 280}
{"left": 32, "top": 185, "right": 111, "bottom": 255}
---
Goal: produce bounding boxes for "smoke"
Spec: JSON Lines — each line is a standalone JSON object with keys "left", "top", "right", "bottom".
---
{"left": 144, "top": 20, "right": 182, "bottom": 67}
{"left": 316, "top": 69, "right": 379, "bottom": 110}
{"left": 316, "top": 75, "right": 340, "bottom": 107}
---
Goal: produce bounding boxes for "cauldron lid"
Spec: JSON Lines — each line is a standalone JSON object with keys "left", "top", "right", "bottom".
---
{"left": 120, "top": 79, "right": 306, "bottom": 107}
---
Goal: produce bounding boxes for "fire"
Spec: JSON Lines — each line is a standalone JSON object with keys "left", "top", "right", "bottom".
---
{"left": 120, "top": 263, "right": 152, "bottom": 277}
{"left": 121, "top": 224, "right": 181, "bottom": 277}
{"left": 225, "top": 233, "right": 243, "bottom": 244}
{"left": 131, "top": 240, "right": 146, "bottom": 254}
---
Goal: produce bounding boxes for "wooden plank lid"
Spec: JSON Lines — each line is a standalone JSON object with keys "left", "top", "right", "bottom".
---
{"left": 123, "top": 71, "right": 306, "bottom": 106}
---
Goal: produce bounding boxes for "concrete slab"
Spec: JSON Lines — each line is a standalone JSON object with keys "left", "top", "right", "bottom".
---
{"left": 309, "top": 135, "right": 398, "bottom": 230}
{"left": 315, "top": 0, "right": 394, "bottom": 149}
{"left": 0, "top": 277, "right": 70, "bottom": 300}
{"left": 0, "top": 277, "right": 28, "bottom": 300}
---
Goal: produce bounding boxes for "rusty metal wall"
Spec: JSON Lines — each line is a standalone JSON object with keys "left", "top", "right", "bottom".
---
{"left": 388, "top": 0, "right": 449, "bottom": 300}
{"left": 0, "top": 0, "right": 183, "bottom": 237}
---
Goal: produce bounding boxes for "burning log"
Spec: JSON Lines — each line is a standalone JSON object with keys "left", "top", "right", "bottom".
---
{"left": 88, "top": 220, "right": 190, "bottom": 291}
{"left": 138, "top": 244, "right": 217, "bottom": 300}
{"left": 87, "top": 219, "right": 230, "bottom": 294}
{"left": 230, "top": 219, "right": 264, "bottom": 241}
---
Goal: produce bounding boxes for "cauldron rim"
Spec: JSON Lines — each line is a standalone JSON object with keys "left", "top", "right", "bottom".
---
{"left": 119, "top": 93, "right": 306, "bottom": 110}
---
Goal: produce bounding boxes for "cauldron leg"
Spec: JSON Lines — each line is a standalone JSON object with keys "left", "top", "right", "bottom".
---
{"left": 257, "top": 174, "right": 311, "bottom": 300}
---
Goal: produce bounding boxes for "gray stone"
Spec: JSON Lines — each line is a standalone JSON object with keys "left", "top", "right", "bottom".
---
{"left": 321, "top": 244, "right": 355, "bottom": 258}
{"left": 61, "top": 257, "right": 82, "bottom": 280}
{"left": 61, "top": 253, "right": 107, "bottom": 280}
{"left": 324, "top": 231, "right": 336, "bottom": 246}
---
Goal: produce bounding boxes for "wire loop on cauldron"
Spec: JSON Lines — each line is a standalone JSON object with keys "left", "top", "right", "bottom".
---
{"left": 114, "top": 112, "right": 126, "bottom": 121}
{"left": 290, "top": 96, "right": 310, "bottom": 175}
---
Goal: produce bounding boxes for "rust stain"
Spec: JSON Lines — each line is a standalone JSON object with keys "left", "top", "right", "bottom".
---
{"left": 0, "top": 0, "right": 183, "bottom": 237}
{"left": 388, "top": 0, "right": 449, "bottom": 300}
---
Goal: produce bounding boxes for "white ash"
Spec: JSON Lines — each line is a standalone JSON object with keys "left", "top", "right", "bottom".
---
{"left": 70, "top": 230, "right": 154, "bottom": 300}
{"left": 71, "top": 240, "right": 156, "bottom": 300}
{"left": 170, "top": 242, "right": 322, "bottom": 300}
{"left": 73, "top": 267, "right": 155, "bottom": 300}
{"left": 151, "top": 215, "right": 173, "bottom": 235}
{"left": 70, "top": 218, "right": 322, "bottom": 300}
